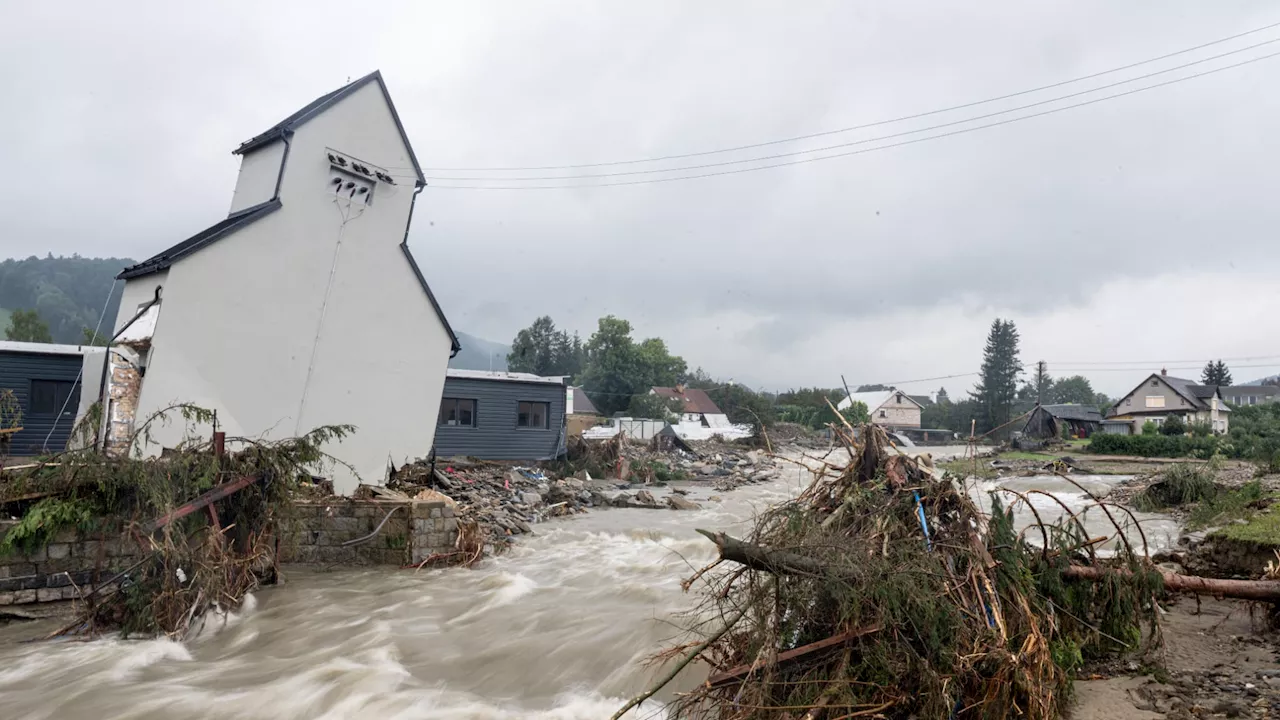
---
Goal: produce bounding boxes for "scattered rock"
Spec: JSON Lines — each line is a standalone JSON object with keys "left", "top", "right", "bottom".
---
{"left": 634, "top": 490, "right": 658, "bottom": 506}
{"left": 667, "top": 495, "right": 702, "bottom": 511}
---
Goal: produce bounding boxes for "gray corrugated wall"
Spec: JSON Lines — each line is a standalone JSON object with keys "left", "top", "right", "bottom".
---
{"left": 0, "top": 350, "right": 84, "bottom": 456}
{"left": 432, "top": 377, "right": 566, "bottom": 460}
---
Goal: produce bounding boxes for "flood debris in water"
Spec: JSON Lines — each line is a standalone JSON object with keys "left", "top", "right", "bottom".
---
{"left": 0, "top": 403, "right": 354, "bottom": 639}
{"left": 615, "top": 422, "right": 1185, "bottom": 720}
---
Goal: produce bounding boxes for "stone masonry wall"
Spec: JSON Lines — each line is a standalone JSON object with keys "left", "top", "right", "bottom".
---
{"left": 2, "top": 499, "right": 459, "bottom": 607}
{"left": 281, "top": 499, "right": 457, "bottom": 567}
{"left": 0, "top": 524, "right": 143, "bottom": 606}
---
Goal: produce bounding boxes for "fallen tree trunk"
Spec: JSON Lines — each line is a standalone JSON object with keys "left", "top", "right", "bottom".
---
{"left": 696, "top": 529, "right": 827, "bottom": 577}
{"left": 1065, "top": 564, "right": 1280, "bottom": 603}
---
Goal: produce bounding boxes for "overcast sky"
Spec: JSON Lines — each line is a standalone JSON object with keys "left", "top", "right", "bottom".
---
{"left": 4, "top": 1, "right": 1279, "bottom": 396}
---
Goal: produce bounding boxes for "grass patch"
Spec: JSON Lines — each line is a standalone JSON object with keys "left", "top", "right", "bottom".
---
{"left": 999, "top": 450, "right": 1058, "bottom": 461}
{"left": 1212, "top": 507, "right": 1280, "bottom": 546}
{"left": 1185, "top": 480, "right": 1270, "bottom": 530}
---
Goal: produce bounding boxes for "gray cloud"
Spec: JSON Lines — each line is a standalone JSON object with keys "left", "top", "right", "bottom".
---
{"left": 3, "top": 1, "right": 1279, "bottom": 389}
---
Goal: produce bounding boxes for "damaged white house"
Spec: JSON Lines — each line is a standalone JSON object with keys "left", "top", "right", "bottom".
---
{"left": 106, "top": 71, "right": 459, "bottom": 492}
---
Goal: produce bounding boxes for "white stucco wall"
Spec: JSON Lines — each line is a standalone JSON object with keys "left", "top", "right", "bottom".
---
{"left": 118, "top": 81, "right": 452, "bottom": 492}
{"left": 870, "top": 393, "right": 921, "bottom": 428}
{"left": 228, "top": 143, "right": 286, "bottom": 214}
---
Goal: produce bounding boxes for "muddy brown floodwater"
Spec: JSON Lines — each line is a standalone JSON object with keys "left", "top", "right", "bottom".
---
{"left": 0, "top": 446, "right": 1179, "bottom": 720}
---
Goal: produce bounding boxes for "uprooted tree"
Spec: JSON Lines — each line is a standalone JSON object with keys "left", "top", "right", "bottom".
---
{"left": 0, "top": 404, "right": 355, "bottom": 639}
{"left": 613, "top": 422, "right": 1280, "bottom": 720}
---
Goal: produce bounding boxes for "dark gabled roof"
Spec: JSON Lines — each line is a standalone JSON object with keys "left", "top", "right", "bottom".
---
{"left": 233, "top": 70, "right": 426, "bottom": 187}
{"left": 1038, "top": 404, "right": 1103, "bottom": 423}
{"left": 570, "top": 386, "right": 601, "bottom": 415}
{"left": 1160, "top": 375, "right": 1212, "bottom": 409}
{"left": 652, "top": 387, "right": 723, "bottom": 415}
{"left": 1224, "top": 385, "right": 1280, "bottom": 398}
{"left": 909, "top": 394, "right": 934, "bottom": 407}
{"left": 118, "top": 199, "right": 282, "bottom": 279}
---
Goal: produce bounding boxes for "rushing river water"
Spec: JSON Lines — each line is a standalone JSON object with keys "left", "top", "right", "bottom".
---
{"left": 0, "top": 447, "right": 1179, "bottom": 720}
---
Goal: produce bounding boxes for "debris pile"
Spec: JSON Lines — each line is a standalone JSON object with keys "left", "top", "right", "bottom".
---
{"left": 390, "top": 459, "right": 609, "bottom": 542}
{"left": 615, "top": 424, "right": 1171, "bottom": 720}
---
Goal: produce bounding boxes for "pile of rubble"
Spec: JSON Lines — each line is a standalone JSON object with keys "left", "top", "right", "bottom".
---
{"left": 387, "top": 459, "right": 612, "bottom": 540}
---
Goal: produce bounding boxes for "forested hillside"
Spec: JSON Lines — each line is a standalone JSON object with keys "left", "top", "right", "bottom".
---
{"left": 0, "top": 255, "right": 132, "bottom": 344}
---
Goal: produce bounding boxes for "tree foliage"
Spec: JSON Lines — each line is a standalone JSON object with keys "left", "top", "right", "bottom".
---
{"left": 970, "top": 319, "right": 1021, "bottom": 434}
{"left": 579, "top": 316, "right": 688, "bottom": 416}
{"left": 506, "top": 316, "right": 585, "bottom": 378}
{"left": 5, "top": 309, "right": 52, "bottom": 343}
{"left": 1201, "top": 360, "right": 1232, "bottom": 387}
{"left": 0, "top": 255, "right": 132, "bottom": 344}
{"left": 627, "top": 392, "right": 685, "bottom": 420}
{"left": 1051, "top": 375, "right": 1097, "bottom": 405}
{"left": 774, "top": 387, "right": 849, "bottom": 429}
{"left": 936, "top": 386, "right": 950, "bottom": 404}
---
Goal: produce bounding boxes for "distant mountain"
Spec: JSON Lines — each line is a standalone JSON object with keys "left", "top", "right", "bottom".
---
{"left": 449, "top": 331, "right": 511, "bottom": 372}
{"left": 0, "top": 255, "right": 132, "bottom": 343}
{"left": 1244, "top": 374, "right": 1280, "bottom": 386}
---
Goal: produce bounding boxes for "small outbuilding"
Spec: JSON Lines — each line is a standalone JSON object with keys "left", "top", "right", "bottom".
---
{"left": 1021, "top": 404, "right": 1104, "bottom": 440}
{"left": 0, "top": 341, "right": 106, "bottom": 456}
{"left": 432, "top": 370, "right": 567, "bottom": 461}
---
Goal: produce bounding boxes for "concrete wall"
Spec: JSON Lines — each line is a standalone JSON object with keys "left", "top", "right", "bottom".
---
{"left": 433, "top": 376, "right": 566, "bottom": 460}
{"left": 281, "top": 499, "right": 457, "bottom": 566}
{"left": 116, "top": 81, "right": 453, "bottom": 493}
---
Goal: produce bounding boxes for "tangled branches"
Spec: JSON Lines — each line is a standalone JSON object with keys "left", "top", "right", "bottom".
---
{"left": 633, "top": 424, "right": 1161, "bottom": 720}
{"left": 1, "top": 404, "right": 355, "bottom": 639}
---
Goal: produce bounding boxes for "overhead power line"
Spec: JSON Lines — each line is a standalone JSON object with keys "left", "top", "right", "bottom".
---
{"left": 410, "top": 19, "right": 1280, "bottom": 173}
{"left": 418, "top": 49, "right": 1280, "bottom": 190}
{"left": 417, "top": 37, "right": 1280, "bottom": 183}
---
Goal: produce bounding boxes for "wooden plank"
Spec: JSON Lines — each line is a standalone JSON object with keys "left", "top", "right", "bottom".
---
{"left": 707, "top": 624, "right": 881, "bottom": 688}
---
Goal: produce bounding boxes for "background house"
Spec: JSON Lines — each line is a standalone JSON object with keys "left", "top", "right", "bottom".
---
{"left": 651, "top": 386, "right": 728, "bottom": 427}
{"left": 433, "top": 369, "right": 566, "bottom": 460}
{"left": 1222, "top": 385, "right": 1280, "bottom": 406}
{"left": 1108, "top": 370, "right": 1230, "bottom": 434}
{"left": 0, "top": 341, "right": 105, "bottom": 456}
{"left": 565, "top": 385, "right": 604, "bottom": 437}
{"left": 107, "top": 71, "right": 458, "bottom": 492}
{"left": 837, "top": 388, "right": 923, "bottom": 429}
{"left": 1022, "top": 404, "right": 1103, "bottom": 440}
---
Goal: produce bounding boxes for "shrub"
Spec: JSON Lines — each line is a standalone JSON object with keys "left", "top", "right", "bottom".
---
{"left": 1160, "top": 415, "right": 1186, "bottom": 435}
{"left": 1189, "top": 421, "right": 1213, "bottom": 438}
{"left": 1088, "top": 433, "right": 1220, "bottom": 458}
{"left": 1141, "top": 421, "right": 1158, "bottom": 436}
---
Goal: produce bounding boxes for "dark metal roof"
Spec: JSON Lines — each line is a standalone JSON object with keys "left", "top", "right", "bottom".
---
{"left": 118, "top": 199, "right": 282, "bottom": 279}
{"left": 1037, "top": 404, "right": 1104, "bottom": 423}
{"left": 652, "top": 387, "right": 723, "bottom": 415}
{"left": 232, "top": 70, "right": 426, "bottom": 187}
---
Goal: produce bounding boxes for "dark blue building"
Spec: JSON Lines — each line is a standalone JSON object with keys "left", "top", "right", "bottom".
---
{"left": 432, "top": 370, "right": 567, "bottom": 461}
{"left": 0, "top": 342, "right": 96, "bottom": 457}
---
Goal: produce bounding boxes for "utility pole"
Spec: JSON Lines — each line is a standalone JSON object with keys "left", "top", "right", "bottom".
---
{"left": 1035, "top": 360, "right": 1048, "bottom": 404}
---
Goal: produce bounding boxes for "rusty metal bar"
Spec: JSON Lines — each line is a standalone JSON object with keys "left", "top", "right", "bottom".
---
{"left": 147, "top": 475, "right": 259, "bottom": 532}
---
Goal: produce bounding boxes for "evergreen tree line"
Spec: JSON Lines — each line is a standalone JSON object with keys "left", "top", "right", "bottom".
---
{"left": 0, "top": 255, "right": 132, "bottom": 344}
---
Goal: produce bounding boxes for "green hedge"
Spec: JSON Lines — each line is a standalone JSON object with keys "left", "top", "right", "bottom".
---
{"left": 1087, "top": 433, "right": 1222, "bottom": 459}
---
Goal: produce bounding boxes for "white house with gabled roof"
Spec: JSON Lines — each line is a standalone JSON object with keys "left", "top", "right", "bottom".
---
{"left": 107, "top": 71, "right": 458, "bottom": 492}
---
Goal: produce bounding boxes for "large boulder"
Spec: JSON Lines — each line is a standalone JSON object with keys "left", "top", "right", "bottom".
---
{"left": 667, "top": 495, "right": 702, "bottom": 511}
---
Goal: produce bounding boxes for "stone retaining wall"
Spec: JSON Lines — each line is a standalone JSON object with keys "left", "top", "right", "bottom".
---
{"left": 281, "top": 499, "right": 457, "bottom": 567}
{"left": 0, "top": 524, "right": 143, "bottom": 606}
{"left": 0, "top": 499, "right": 459, "bottom": 607}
